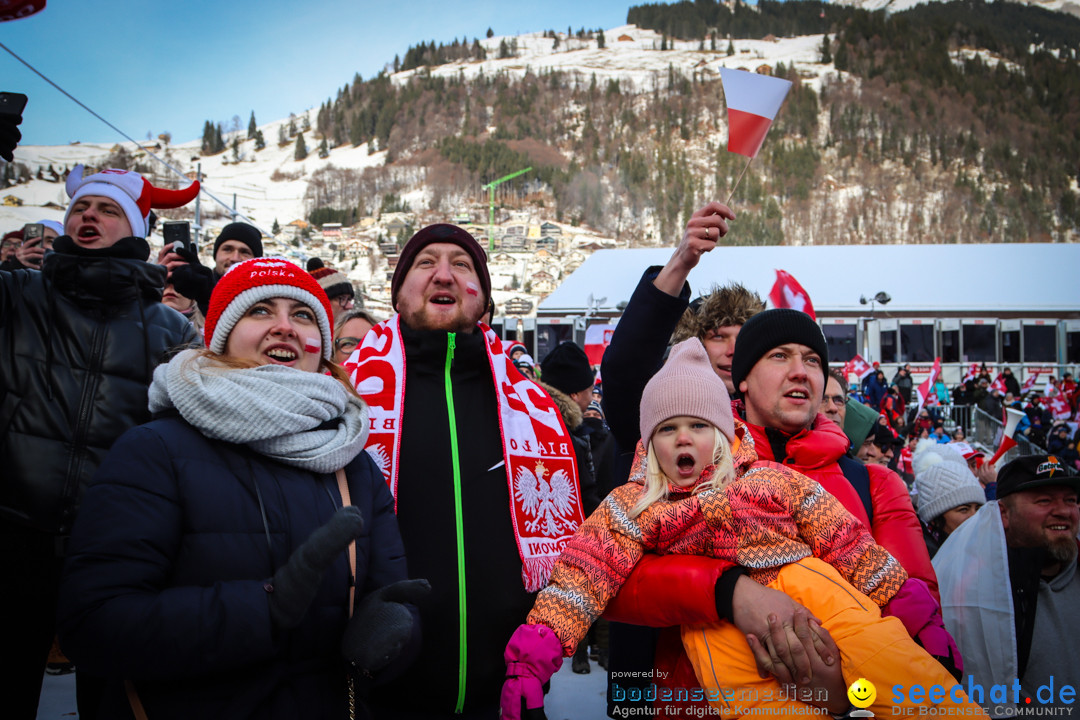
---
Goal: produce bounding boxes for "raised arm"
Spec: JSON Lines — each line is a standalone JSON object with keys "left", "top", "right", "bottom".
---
{"left": 601, "top": 202, "right": 735, "bottom": 457}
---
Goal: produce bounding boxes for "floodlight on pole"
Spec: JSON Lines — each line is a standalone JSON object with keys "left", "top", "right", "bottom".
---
{"left": 482, "top": 167, "right": 532, "bottom": 252}
{"left": 859, "top": 291, "right": 891, "bottom": 364}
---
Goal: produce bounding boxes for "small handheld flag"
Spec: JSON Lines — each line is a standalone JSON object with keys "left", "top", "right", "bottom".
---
{"left": 768, "top": 270, "right": 816, "bottom": 320}
{"left": 720, "top": 68, "right": 793, "bottom": 159}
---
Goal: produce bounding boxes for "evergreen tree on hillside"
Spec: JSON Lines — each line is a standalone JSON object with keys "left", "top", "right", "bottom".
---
{"left": 318, "top": 138, "right": 329, "bottom": 158}
{"left": 597, "top": 30, "right": 605, "bottom": 49}
{"left": 201, "top": 120, "right": 226, "bottom": 155}
{"left": 294, "top": 132, "right": 308, "bottom": 161}
{"left": 272, "top": 218, "right": 281, "bottom": 235}
{"left": 821, "top": 34, "right": 832, "bottom": 64}
{"left": 201, "top": 121, "right": 214, "bottom": 154}
{"left": 254, "top": 129, "right": 266, "bottom": 151}
{"left": 486, "top": 27, "right": 494, "bottom": 38}
{"left": 247, "top": 111, "right": 257, "bottom": 139}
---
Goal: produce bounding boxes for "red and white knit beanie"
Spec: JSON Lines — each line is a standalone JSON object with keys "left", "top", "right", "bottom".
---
{"left": 640, "top": 337, "right": 735, "bottom": 445}
{"left": 64, "top": 165, "right": 200, "bottom": 238}
{"left": 204, "top": 257, "right": 334, "bottom": 360}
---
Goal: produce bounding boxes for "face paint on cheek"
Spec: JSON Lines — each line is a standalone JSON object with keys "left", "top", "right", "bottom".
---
{"left": 466, "top": 282, "right": 479, "bottom": 297}
{"left": 304, "top": 337, "right": 321, "bottom": 355}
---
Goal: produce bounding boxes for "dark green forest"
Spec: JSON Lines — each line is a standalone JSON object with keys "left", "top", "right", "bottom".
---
{"left": 286, "top": 0, "right": 1079, "bottom": 244}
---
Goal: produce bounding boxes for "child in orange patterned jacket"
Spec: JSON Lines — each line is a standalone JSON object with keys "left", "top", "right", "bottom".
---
{"left": 500, "top": 338, "right": 984, "bottom": 720}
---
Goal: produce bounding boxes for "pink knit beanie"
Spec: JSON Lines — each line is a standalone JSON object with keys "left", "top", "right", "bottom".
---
{"left": 640, "top": 338, "right": 735, "bottom": 444}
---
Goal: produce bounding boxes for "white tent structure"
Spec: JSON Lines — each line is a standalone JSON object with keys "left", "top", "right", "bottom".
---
{"left": 532, "top": 244, "right": 1080, "bottom": 382}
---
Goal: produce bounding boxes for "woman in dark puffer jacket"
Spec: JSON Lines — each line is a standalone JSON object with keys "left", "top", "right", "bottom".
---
{"left": 59, "top": 258, "right": 427, "bottom": 720}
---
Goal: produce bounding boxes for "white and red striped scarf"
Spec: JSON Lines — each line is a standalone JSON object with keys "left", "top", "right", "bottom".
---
{"left": 344, "top": 316, "right": 585, "bottom": 592}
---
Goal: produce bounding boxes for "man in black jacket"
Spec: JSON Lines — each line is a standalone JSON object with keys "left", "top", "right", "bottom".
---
{"left": 350, "top": 224, "right": 586, "bottom": 719}
{"left": 0, "top": 166, "right": 199, "bottom": 719}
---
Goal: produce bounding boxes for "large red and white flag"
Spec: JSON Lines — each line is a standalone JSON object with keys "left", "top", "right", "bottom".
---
{"left": 768, "top": 269, "right": 816, "bottom": 320}
{"left": 583, "top": 323, "right": 616, "bottom": 366}
{"left": 962, "top": 363, "right": 980, "bottom": 383}
{"left": 915, "top": 357, "right": 942, "bottom": 416}
{"left": 720, "top": 68, "right": 793, "bottom": 158}
{"left": 1046, "top": 394, "right": 1072, "bottom": 421}
{"left": 1020, "top": 371, "right": 1042, "bottom": 396}
{"left": 844, "top": 354, "right": 874, "bottom": 380}
{"left": 989, "top": 374, "right": 1008, "bottom": 395}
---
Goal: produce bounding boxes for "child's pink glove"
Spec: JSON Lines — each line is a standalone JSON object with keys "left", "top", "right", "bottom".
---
{"left": 882, "top": 577, "right": 963, "bottom": 680}
{"left": 500, "top": 623, "right": 563, "bottom": 720}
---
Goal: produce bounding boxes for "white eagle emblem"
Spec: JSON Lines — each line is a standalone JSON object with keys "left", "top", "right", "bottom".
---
{"left": 514, "top": 461, "right": 577, "bottom": 536}
{"left": 365, "top": 444, "right": 391, "bottom": 477}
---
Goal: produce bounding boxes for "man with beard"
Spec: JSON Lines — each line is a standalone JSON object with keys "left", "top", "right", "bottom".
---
{"left": 934, "top": 455, "right": 1080, "bottom": 713}
{"left": 345, "top": 224, "right": 586, "bottom": 719}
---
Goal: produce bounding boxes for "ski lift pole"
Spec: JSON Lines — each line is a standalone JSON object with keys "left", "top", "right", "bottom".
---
{"left": 482, "top": 167, "right": 532, "bottom": 253}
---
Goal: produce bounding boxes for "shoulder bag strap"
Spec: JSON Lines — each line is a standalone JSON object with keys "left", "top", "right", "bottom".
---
{"left": 335, "top": 468, "right": 357, "bottom": 617}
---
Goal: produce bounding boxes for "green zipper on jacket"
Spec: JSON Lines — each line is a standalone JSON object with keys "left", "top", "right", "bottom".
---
{"left": 444, "top": 332, "right": 468, "bottom": 713}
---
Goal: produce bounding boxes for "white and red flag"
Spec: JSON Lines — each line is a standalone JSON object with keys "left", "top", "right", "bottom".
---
{"left": 720, "top": 68, "right": 793, "bottom": 158}
{"left": 844, "top": 354, "right": 874, "bottom": 380}
{"left": 1020, "top": 371, "right": 1043, "bottom": 396}
{"left": 583, "top": 323, "right": 616, "bottom": 366}
{"left": 962, "top": 363, "right": 980, "bottom": 383}
{"left": 989, "top": 374, "right": 1008, "bottom": 395}
{"left": 1046, "top": 394, "right": 1072, "bottom": 421}
{"left": 914, "top": 357, "right": 942, "bottom": 417}
{"left": 768, "top": 269, "right": 816, "bottom": 320}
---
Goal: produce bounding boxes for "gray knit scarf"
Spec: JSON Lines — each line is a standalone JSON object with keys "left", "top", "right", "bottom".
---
{"left": 148, "top": 349, "right": 369, "bottom": 473}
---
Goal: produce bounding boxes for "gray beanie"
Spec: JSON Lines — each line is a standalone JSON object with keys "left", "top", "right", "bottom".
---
{"left": 640, "top": 338, "right": 735, "bottom": 445}
{"left": 916, "top": 461, "right": 985, "bottom": 524}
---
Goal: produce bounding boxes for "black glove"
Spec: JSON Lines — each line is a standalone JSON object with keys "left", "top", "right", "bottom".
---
{"left": 169, "top": 261, "right": 216, "bottom": 317}
{"left": 342, "top": 578, "right": 431, "bottom": 675}
{"left": 0, "top": 112, "right": 20, "bottom": 163}
{"left": 266, "top": 506, "right": 364, "bottom": 629}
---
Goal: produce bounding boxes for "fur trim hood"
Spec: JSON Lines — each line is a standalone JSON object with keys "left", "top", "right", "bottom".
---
{"left": 671, "top": 282, "right": 765, "bottom": 344}
{"left": 538, "top": 379, "right": 583, "bottom": 432}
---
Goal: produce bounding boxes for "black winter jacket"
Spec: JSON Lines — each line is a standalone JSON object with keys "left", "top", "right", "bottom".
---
{"left": 0, "top": 237, "right": 198, "bottom": 535}
{"left": 369, "top": 321, "right": 562, "bottom": 717}
{"left": 58, "top": 415, "right": 412, "bottom": 720}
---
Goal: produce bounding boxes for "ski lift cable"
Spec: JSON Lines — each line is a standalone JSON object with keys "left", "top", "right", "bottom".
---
{"left": 0, "top": 40, "right": 265, "bottom": 234}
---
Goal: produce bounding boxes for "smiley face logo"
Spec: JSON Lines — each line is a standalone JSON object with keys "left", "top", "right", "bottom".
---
{"left": 847, "top": 678, "right": 877, "bottom": 709}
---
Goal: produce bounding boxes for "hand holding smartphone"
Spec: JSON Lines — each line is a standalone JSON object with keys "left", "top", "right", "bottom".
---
{"left": 18, "top": 222, "right": 47, "bottom": 268}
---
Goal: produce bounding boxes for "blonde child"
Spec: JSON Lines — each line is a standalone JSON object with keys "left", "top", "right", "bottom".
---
{"left": 501, "top": 338, "right": 984, "bottom": 719}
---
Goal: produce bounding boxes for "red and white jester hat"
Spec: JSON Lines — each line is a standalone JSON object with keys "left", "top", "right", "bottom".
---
{"left": 64, "top": 164, "right": 200, "bottom": 238}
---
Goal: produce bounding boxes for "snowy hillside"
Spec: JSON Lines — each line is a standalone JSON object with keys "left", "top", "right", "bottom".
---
{"left": 2, "top": 24, "right": 831, "bottom": 239}
{"left": 830, "top": 0, "right": 1080, "bottom": 17}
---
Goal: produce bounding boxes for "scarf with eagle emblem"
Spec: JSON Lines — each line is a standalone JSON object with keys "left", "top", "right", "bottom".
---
{"left": 345, "top": 316, "right": 585, "bottom": 592}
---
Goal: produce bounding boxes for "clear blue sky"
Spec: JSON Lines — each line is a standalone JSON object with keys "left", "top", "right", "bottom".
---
{"left": 2, "top": 0, "right": 639, "bottom": 146}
